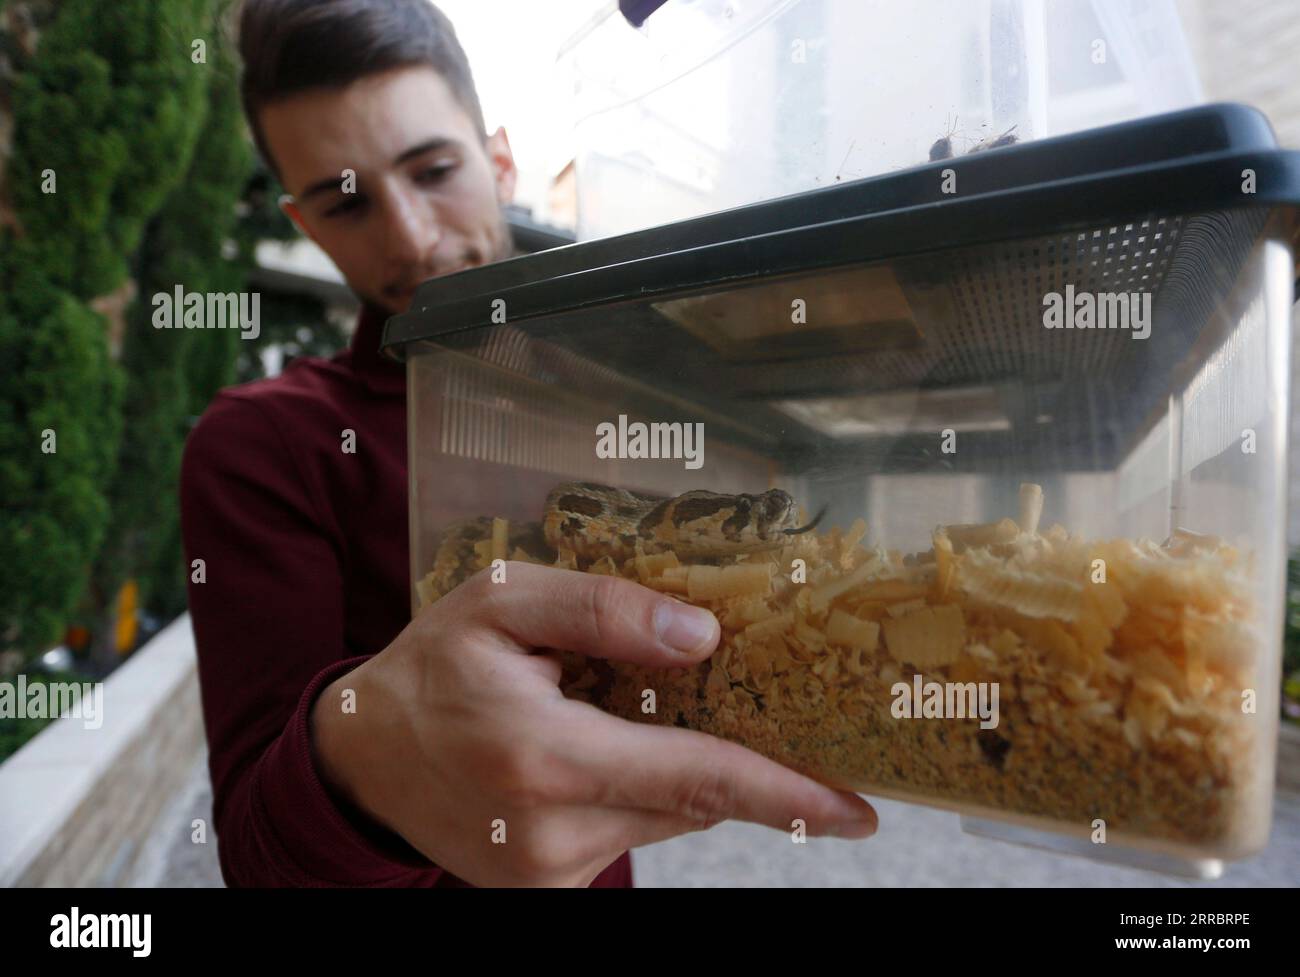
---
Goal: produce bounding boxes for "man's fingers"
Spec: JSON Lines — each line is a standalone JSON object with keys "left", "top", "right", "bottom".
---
{"left": 448, "top": 561, "right": 720, "bottom": 668}
{"left": 516, "top": 649, "right": 564, "bottom": 685}
{"left": 485, "top": 807, "right": 712, "bottom": 887}
{"left": 538, "top": 805, "right": 716, "bottom": 863}
{"left": 601, "top": 807, "right": 717, "bottom": 851}
{"left": 565, "top": 715, "right": 878, "bottom": 838}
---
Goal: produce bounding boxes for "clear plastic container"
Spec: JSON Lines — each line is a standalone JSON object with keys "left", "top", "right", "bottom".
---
{"left": 384, "top": 105, "right": 1299, "bottom": 876}
{"left": 559, "top": 0, "right": 1203, "bottom": 239}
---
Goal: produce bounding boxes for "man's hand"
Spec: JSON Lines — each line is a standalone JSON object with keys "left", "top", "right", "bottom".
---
{"left": 309, "top": 562, "right": 878, "bottom": 887}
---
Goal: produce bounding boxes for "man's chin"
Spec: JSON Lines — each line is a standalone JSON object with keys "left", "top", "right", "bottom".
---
{"left": 390, "top": 287, "right": 418, "bottom": 313}
{"left": 356, "top": 289, "right": 411, "bottom": 319}
{"left": 364, "top": 277, "right": 456, "bottom": 316}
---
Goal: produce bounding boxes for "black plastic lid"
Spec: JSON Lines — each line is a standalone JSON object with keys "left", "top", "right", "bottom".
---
{"left": 383, "top": 103, "right": 1300, "bottom": 360}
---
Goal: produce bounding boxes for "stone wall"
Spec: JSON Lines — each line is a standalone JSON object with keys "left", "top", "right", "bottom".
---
{"left": 0, "top": 614, "right": 206, "bottom": 886}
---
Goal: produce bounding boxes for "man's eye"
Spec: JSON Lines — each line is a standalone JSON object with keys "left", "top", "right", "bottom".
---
{"left": 416, "top": 163, "right": 457, "bottom": 185}
{"left": 324, "top": 195, "right": 366, "bottom": 218}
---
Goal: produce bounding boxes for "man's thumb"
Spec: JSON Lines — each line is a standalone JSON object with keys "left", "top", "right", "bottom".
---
{"left": 454, "top": 562, "right": 720, "bottom": 666}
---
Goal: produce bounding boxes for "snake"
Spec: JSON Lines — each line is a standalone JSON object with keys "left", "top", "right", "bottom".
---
{"left": 543, "top": 482, "right": 823, "bottom": 562}
{"left": 431, "top": 481, "right": 824, "bottom": 592}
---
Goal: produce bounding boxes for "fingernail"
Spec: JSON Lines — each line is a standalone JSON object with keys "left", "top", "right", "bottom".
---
{"left": 654, "top": 600, "right": 719, "bottom": 655}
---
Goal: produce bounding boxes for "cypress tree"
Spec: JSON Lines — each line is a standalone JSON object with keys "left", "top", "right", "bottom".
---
{"left": 0, "top": 0, "right": 233, "bottom": 665}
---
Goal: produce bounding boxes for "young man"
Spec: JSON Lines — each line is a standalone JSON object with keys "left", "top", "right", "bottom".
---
{"left": 181, "top": 0, "right": 877, "bottom": 888}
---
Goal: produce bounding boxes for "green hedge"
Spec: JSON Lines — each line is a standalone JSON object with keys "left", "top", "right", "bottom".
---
{"left": 88, "top": 18, "right": 253, "bottom": 643}
{"left": 0, "top": 0, "right": 246, "bottom": 664}
{"left": 0, "top": 669, "right": 99, "bottom": 763}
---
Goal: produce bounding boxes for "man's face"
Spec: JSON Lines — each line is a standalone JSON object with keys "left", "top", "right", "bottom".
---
{"left": 261, "top": 65, "right": 516, "bottom": 316}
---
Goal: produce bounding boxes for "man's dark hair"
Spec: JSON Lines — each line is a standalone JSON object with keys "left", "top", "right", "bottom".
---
{"left": 237, "top": 0, "right": 487, "bottom": 174}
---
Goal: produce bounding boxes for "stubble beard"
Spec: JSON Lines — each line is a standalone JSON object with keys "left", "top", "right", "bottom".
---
{"left": 361, "top": 211, "right": 516, "bottom": 318}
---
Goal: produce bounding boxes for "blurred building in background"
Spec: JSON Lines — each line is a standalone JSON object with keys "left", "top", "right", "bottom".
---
{"left": 1179, "top": 0, "right": 1300, "bottom": 544}
{"left": 1182, "top": 0, "right": 1300, "bottom": 147}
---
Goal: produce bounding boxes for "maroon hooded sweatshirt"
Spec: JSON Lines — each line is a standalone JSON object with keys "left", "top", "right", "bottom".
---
{"left": 180, "top": 302, "right": 633, "bottom": 888}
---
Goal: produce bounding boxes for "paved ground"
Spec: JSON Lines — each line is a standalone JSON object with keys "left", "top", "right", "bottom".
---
{"left": 149, "top": 754, "right": 1299, "bottom": 887}
{"left": 132, "top": 756, "right": 224, "bottom": 888}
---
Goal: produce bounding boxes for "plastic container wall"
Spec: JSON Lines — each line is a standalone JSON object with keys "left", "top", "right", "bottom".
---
{"left": 561, "top": 0, "right": 1203, "bottom": 239}
{"left": 401, "top": 207, "right": 1293, "bottom": 872}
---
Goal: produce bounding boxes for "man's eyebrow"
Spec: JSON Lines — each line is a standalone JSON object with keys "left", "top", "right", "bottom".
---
{"left": 299, "top": 174, "right": 350, "bottom": 202}
{"left": 393, "top": 136, "right": 461, "bottom": 165}
{"left": 297, "top": 137, "right": 463, "bottom": 202}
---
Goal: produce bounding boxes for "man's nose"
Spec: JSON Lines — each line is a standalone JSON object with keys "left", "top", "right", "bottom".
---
{"left": 384, "top": 186, "right": 437, "bottom": 264}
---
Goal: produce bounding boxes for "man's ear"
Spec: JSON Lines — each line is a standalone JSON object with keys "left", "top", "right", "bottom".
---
{"left": 486, "top": 126, "right": 517, "bottom": 205}
{"left": 278, "top": 194, "right": 320, "bottom": 244}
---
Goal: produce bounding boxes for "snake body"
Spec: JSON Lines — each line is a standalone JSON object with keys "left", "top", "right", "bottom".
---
{"left": 433, "top": 481, "right": 821, "bottom": 591}
{"left": 543, "top": 482, "right": 816, "bottom": 562}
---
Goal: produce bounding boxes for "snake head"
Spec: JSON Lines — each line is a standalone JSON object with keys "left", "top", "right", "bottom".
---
{"left": 754, "top": 488, "right": 821, "bottom": 543}
{"left": 752, "top": 489, "right": 825, "bottom": 541}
